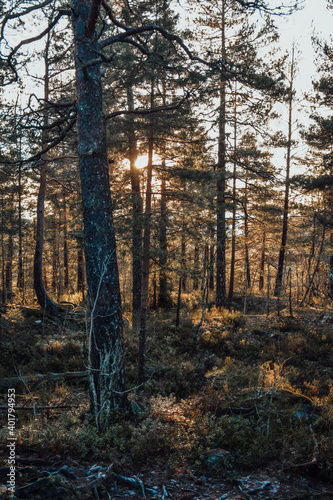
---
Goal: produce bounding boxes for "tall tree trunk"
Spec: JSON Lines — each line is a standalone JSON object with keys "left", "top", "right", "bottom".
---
{"left": 158, "top": 174, "right": 170, "bottom": 306}
{"left": 57, "top": 212, "right": 62, "bottom": 302}
{"left": 5, "top": 194, "right": 14, "bottom": 302}
{"left": 209, "top": 242, "right": 215, "bottom": 290}
{"left": 329, "top": 233, "right": 333, "bottom": 298}
{"left": 193, "top": 238, "right": 199, "bottom": 291}
{"left": 1, "top": 200, "right": 5, "bottom": 304}
{"left": 17, "top": 160, "right": 24, "bottom": 294}
{"left": 52, "top": 217, "right": 58, "bottom": 294}
{"left": 181, "top": 226, "right": 186, "bottom": 292}
{"left": 77, "top": 226, "right": 85, "bottom": 301}
{"left": 259, "top": 230, "right": 266, "bottom": 291}
{"left": 203, "top": 244, "right": 209, "bottom": 290}
{"left": 63, "top": 191, "right": 69, "bottom": 291}
{"left": 244, "top": 174, "right": 251, "bottom": 289}
{"left": 138, "top": 77, "right": 155, "bottom": 388}
{"left": 157, "top": 79, "right": 170, "bottom": 308}
{"left": 274, "top": 47, "right": 295, "bottom": 297}
{"left": 5, "top": 232, "right": 13, "bottom": 302}
{"left": 127, "top": 85, "right": 143, "bottom": 331}
{"left": 216, "top": 0, "right": 227, "bottom": 308}
{"left": 72, "top": 0, "right": 128, "bottom": 429}
{"left": 33, "top": 38, "right": 63, "bottom": 317}
{"left": 228, "top": 85, "right": 237, "bottom": 300}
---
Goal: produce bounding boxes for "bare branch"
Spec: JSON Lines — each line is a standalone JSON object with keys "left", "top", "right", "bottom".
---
{"left": 235, "top": 0, "right": 301, "bottom": 14}
{"left": 101, "top": 1, "right": 148, "bottom": 53}
{"left": 101, "top": 0, "right": 128, "bottom": 31}
{"left": 105, "top": 92, "right": 191, "bottom": 120}
{"left": 0, "top": 0, "right": 54, "bottom": 40}
{"left": 5, "top": 9, "right": 70, "bottom": 82}
{"left": 48, "top": 177, "right": 79, "bottom": 194}
{"left": 100, "top": 24, "right": 234, "bottom": 77}
{"left": 3, "top": 117, "right": 77, "bottom": 166}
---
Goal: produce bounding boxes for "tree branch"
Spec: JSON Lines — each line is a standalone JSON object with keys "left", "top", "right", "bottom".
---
{"left": 235, "top": 0, "right": 300, "bottom": 14}
{"left": 105, "top": 92, "right": 191, "bottom": 120}
{"left": 5, "top": 9, "right": 70, "bottom": 82}
{"left": 0, "top": 0, "right": 54, "bottom": 40}
{"left": 86, "top": 0, "right": 103, "bottom": 38}
{"left": 100, "top": 24, "right": 234, "bottom": 78}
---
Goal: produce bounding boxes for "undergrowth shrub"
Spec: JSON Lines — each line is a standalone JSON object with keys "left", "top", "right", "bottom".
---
{"left": 171, "top": 290, "right": 202, "bottom": 311}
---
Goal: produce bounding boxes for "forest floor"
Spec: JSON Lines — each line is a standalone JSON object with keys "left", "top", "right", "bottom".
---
{"left": 0, "top": 297, "right": 332, "bottom": 499}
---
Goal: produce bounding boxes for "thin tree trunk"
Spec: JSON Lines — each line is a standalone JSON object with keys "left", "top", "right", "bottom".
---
{"left": 329, "top": 254, "right": 333, "bottom": 299}
{"left": 288, "top": 267, "right": 293, "bottom": 317}
{"left": 300, "top": 226, "right": 326, "bottom": 306}
{"left": 1, "top": 200, "right": 5, "bottom": 304}
{"left": 33, "top": 38, "right": 63, "bottom": 317}
{"left": 216, "top": 0, "right": 227, "bottom": 308}
{"left": 209, "top": 243, "right": 214, "bottom": 290}
{"left": 138, "top": 76, "right": 155, "bottom": 388}
{"left": 228, "top": 84, "right": 237, "bottom": 300}
{"left": 17, "top": 160, "right": 24, "bottom": 294}
{"left": 244, "top": 174, "right": 251, "bottom": 289}
{"left": 5, "top": 193, "right": 14, "bottom": 303}
{"left": 274, "top": 46, "right": 295, "bottom": 297}
{"left": 77, "top": 226, "right": 85, "bottom": 301}
{"left": 193, "top": 240, "right": 199, "bottom": 291}
{"left": 157, "top": 80, "right": 170, "bottom": 308}
{"left": 57, "top": 210, "right": 62, "bottom": 302}
{"left": 267, "top": 258, "right": 270, "bottom": 316}
{"left": 52, "top": 217, "right": 58, "bottom": 294}
{"left": 176, "top": 276, "right": 182, "bottom": 328}
{"left": 181, "top": 228, "right": 186, "bottom": 292}
{"left": 158, "top": 174, "right": 170, "bottom": 306}
{"left": 203, "top": 245, "right": 209, "bottom": 290}
{"left": 259, "top": 230, "right": 266, "bottom": 291}
{"left": 308, "top": 212, "right": 316, "bottom": 285}
{"left": 127, "top": 85, "right": 142, "bottom": 331}
{"left": 5, "top": 231, "right": 13, "bottom": 302}
{"left": 63, "top": 191, "right": 69, "bottom": 291}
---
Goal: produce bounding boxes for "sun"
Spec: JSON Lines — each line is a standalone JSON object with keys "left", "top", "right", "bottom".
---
{"left": 135, "top": 154, "right": 148, "bottom": 169}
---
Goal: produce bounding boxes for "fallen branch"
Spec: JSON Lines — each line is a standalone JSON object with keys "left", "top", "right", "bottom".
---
{"left": 0, "top": 405, "right": 72, "bottom": 412}
{"left": 0, "top": 371, "right": 88, "bottom": 389}
{"left": 110, "top": 472, "right": 157, "bottom": 495}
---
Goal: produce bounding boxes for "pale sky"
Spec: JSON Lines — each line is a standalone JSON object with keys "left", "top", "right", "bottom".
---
{"left": 270, "top": 0, "right": 333, "bottom": 92}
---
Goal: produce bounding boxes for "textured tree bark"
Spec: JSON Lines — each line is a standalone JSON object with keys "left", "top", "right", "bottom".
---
{"left": 72, "top": 0, "right": 128, "bottom": 429}
{"left": 126, "top": 86, "right": 142, "bottom": 332}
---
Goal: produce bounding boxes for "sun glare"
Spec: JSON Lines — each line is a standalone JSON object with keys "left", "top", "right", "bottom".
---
{"left": 135, "top": 155, "right": 148, "bottom": 169}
